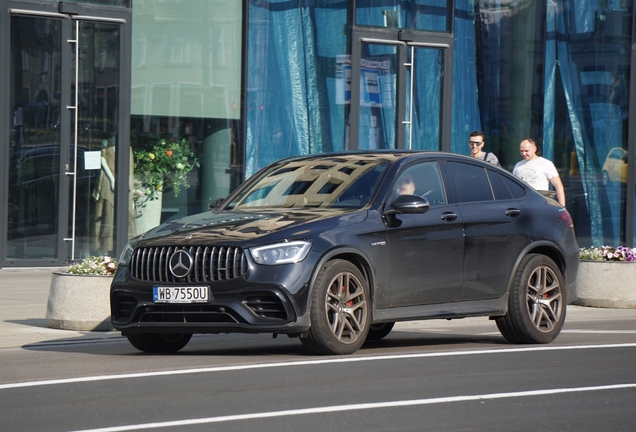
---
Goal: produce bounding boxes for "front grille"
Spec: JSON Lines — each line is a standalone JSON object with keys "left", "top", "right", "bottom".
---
{"left": 130, "top": 246, "right": 248, "bottom": 283}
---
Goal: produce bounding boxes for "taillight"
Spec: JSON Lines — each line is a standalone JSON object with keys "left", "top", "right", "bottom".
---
{"left": 558, "top": 208, "right": 574, "bottom": 228}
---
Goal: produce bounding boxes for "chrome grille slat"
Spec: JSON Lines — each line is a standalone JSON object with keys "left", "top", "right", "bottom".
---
{"left": 130, "top": 245, "right": 247, "bottom": 283}
{"left": 218, "top": 247, "right": 224, "bottom": 281}
{"left": 194, "top": 247, "right": 201, "bottom": 283}
{"left": 210, "top": 247, "right": 217, "bottom": 280}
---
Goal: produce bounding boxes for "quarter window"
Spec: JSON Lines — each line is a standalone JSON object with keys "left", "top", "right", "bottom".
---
{"left": 487, "top": 170, "right": 512, "bottom": 200}
{"left": 500, "top": 174, "right": 526, "bottom": 199}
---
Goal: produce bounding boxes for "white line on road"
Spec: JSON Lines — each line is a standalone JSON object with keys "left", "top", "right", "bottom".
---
{"left": 71, "top": 383, "right": 636, "bottom": 432}
{"left": 561, "top": 329, "right": 636, "bottom": 334}
{"left": 478, "top": 329, "right": 636, "bottom": 336}
{"left": 1, "top": 342, "right": 636, "bottom": 391}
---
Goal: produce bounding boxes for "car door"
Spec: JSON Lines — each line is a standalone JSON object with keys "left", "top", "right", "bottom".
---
{"left": 385, "top": 161, "right": 464, "bottom": 307}
{"left": 443, "top": 160, "right": 531, "bottom": 301}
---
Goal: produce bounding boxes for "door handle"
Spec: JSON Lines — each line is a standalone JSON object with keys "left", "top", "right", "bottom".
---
{"left": 505, "top": 208, "right": 521, "bottom": 217}
{"left": 440, "top": 212, "right": 457, "bottom": 221}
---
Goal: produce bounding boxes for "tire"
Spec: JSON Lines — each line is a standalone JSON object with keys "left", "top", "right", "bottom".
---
{"left": 496, "top": 254, "right": 566, "bottom": 344}
{"left": 126, "top": 333, "right": 192, "bottom": 353}
{"left": 366, "top": 322, "right": 395, "bottom": 341}
{"left": 301, "top": 260, "right": 370, "bottom": 355}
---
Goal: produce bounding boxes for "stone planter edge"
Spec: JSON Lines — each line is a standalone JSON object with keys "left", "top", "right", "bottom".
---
{"left": 573, "top": 260, "right": 636, "bottom": 309}
{"left": 45, "top": 271, "right": 114, "bottom": 331}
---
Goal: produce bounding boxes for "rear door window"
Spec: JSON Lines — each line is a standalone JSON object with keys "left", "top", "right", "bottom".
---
{"left": 445, "top": 161, "right": 493, "bottom": 203}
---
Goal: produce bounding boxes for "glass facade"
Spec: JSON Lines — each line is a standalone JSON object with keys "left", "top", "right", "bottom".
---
{"left": 4, "top": 6, "right": 125, "bottom": 265}
{"left": 243, "top": 0, "right": 635, "bottom": 248}
{"left": 355, "top": 0, "right": 450, "bottom": 31}
{"left": 2, "top": 0, "right": 635, "bottom": 267}
{"left": 467, "top": 1, "right": 633, "bottom": 247}
{"left": 129, "top": 0, "right": 243, "bottom": 236}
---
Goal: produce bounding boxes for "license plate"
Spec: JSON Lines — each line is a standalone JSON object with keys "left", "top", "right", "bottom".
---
{"left": 153, "top": 286, "right": 210, "bottom": 303}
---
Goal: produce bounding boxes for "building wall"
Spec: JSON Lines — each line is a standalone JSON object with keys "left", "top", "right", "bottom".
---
{"left": 241, "top": 0, "right": 635, "bottom": 248}
{"left": 2, "top": 0, "right": 635, "bottom": 267}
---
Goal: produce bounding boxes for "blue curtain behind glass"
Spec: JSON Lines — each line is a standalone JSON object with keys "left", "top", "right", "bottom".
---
{"left": 451, "top": 0, "right": 481, "bottom": 155}
{"left": 246, "top": 1, "right": 347, "bottom": 177}
{"left": 543, "top": 1, "right": 625, "bottom": 245}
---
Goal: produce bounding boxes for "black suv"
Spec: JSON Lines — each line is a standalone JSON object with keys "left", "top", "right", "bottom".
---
{"left": 111, "top": 151, "right": 579, "bottom": 355}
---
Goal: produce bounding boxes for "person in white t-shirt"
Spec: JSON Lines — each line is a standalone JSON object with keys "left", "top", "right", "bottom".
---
{"left": 513, "top": 138, "right": 566, "bottom": 206}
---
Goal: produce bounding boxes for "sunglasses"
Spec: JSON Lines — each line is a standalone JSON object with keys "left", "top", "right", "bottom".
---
{"left": 468, "top": 141, "right": 483, "bottom": 146}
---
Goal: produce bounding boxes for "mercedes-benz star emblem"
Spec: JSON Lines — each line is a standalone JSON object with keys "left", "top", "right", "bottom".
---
{"left": 169, "top": 250, "right": 193, "bottom": 278}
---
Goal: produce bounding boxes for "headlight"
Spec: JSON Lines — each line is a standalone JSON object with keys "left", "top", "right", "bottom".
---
{"left": 118, "top": 241, "right": 136, "bottom": 265}
{"left": 249, "top": 240, "right": 312, "bottom": 265}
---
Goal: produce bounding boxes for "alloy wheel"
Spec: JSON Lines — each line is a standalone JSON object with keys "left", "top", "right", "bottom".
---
{"left": 525, "top": 265, "right": 563, "bottom": 333}
{"left": 324, "top": 270, "right": 368, "bottom": 344}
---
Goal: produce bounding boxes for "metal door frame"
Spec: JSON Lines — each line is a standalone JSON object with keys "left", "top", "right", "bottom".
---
{"left": 1, "top": 2, "right": 131, "bottom": 267}
{"left": 349, "top": 28, "right": 454, "bottom": 151}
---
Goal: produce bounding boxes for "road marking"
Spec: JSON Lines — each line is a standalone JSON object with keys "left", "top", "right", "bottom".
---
{"left": 562, "top": 329, "right": 636, "bottom": 334}
{"left": 71, "top": 383, "right": 636, "bottom": 432}
{"left": 2, "top": 342, "right": 636, "bottom": 391}
{"left": 478, "top": 329, "right": 636, "bottom": 336}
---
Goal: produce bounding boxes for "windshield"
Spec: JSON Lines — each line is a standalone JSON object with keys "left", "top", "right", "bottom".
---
{"left": 227, "top": 155, "right": 389, "bottom": 210}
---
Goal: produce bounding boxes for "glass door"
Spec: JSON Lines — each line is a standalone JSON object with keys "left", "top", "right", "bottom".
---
{"left": 69, "top": 19, "right": 122, "bottom": 260}
{"left": 349, "top": 31, "right": 452, "bottom": 151}
{"left": 405, "top": 44, "right": 444, "bottom": 150}
{"left": 5, "top": 7, "right": 125, "bottom": 265}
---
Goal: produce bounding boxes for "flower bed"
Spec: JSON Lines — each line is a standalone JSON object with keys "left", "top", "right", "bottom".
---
{"left": 579, "top": 245, "right": 636, "bottom": 262}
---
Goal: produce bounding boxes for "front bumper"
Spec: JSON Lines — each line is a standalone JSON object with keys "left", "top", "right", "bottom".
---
{"left": 110, "top": 268, "right": 312, "bottom": 335}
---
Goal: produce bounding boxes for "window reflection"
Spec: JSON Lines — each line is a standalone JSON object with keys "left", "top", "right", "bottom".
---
{"left": 355, "top": 0, "right": 449, "bottom": 32}
{"left": 468, "top": 1, "right": 632, "bottom": 247}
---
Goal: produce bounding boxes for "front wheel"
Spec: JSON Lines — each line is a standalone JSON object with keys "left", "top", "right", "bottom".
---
{"left": 496, "top": 254, "right": 566, "bottom": 344}
{"left": 126, "top": 333, "right": 192, "bottom": 353}
{"left": 301, "top": 260, "right": 370, "bottom": 355}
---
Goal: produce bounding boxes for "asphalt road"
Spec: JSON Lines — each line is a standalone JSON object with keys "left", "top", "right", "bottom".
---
{"left": 1, "top": 308, "right": 635, "bottom": 432}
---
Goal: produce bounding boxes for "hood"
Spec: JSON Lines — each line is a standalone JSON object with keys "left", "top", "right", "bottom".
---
{"left": 138, "top": 207, "right": 367, "bottom": 246}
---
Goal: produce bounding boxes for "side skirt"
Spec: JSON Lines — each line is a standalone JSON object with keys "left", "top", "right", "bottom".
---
{"left": 371, "top": 295, "right": 509, "bottom": 323}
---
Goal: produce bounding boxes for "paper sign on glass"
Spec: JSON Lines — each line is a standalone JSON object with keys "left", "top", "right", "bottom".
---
{"left": 84, "top": 151, "right": 101, "bottom": 170}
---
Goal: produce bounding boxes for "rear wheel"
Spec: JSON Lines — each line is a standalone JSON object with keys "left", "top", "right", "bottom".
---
{"left": 126, "top": 333, "right": 192, "bottom": 353}
{"left": 496, "top": 254, "right": 566, "bottom": 344}
{"left": 301, "top": 260, "right": 370, "bottom": 355}
{"left": 366, "top": 322, "right": 395, "bottom": 341}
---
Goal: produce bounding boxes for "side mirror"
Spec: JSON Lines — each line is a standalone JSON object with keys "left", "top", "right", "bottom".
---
{"left": 385, "top": 194, "right": 430, "bottom": 215}
{"left": 208, "top": 197, "right": 225, "bottom": 210}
